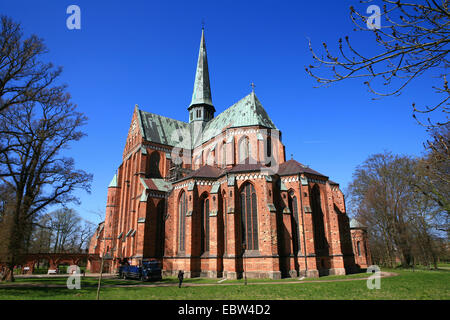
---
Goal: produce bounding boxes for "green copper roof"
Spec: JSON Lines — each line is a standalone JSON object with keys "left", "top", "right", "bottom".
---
{"left": 151, "top": 178, "right": 172, "bottom": 192}
{"left": 350, "top": 218, "right": 366, "bottom": 229}
{"left": 197, "top": 92, "right": 277, "bottom": 146}
{"left": 138, "top": 109, "right": 190, "bottom": 148}
{"left": 279, "top": 179, "right": 288, "bottom": 191}
{"left": 136, "top": 31, "right": 277, "bottom": 150}
{"left": 109, "top": 174, "right": 118, "bottom": 187}
{"left": 189, "top": 28, "right": 214, "bottom": 109}
{"left": 210, "top": 182, "right": 221, "bottom": 194}
{"left": 138, "top": 91, "right": 277, "bottom": 149}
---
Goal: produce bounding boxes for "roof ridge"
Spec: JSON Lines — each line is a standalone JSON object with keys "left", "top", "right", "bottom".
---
{"left": 139, "top": 109, "right": 189, "bottom": 126}
{"left": 205, "top": 93, "right": 252, "bottom": 125}
{"left": 198, "top": 92, "right": 276, "bottom": 146}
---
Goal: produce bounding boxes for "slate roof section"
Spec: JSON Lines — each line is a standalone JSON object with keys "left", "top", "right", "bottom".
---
{"left": 138, "top": 109, "right": 190, "bottom": 148}
{"left": 182, "top": 165, "right": 224, "bottom": 180}
{"left": 277, "top": 159, "right": 327, "bottom": 178}
{"left": 225, "top": 162, "right": 266, "bottom": 173}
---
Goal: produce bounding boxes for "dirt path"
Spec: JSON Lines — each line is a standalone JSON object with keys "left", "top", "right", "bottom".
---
{"left": 0, "top": 272, "right": 398, "bottom": 289}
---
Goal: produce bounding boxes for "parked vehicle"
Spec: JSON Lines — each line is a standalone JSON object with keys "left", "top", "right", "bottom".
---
{"left": 118, "top": 259, "right": 162, "bottom": 281}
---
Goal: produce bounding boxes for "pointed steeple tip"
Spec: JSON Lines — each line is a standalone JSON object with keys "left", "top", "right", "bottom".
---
{"left": 189, "top": 28, "right": 214, "bottom": 111}
{"left": 250, "top": 82, "right": 257, "bottom": 100}
{"left": 109, "top": 173, "right": 119, "bottom": 188}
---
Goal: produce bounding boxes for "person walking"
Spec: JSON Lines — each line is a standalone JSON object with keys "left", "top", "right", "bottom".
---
{"left": 178, "top": 270, "right": 184, "bottom": 288}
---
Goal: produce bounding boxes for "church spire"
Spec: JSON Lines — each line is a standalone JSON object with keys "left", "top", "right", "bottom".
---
{"left": 189, "top": 27, "right": 214, "bottom": 114}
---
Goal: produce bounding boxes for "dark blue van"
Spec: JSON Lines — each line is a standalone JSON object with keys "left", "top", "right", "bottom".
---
{"left": 119, "top": 259, "right": 162, "bottom": 281}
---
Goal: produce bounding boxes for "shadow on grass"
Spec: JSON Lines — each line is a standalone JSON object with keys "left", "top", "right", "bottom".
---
{"left": 393, "top": 265, "right": 450, "bottom": 273}
{"left": 0, "top": 286, "right": 96, "bottom": 300}
{"left": 2, "top": 269, "right": 448, "bottom": 300}
{"left": 2, "top": 271, "right": 373, "bottom": 288}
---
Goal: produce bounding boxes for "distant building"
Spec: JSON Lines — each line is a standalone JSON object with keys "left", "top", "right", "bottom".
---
{"left": 88, "top": 29, "right": 370, "bottom": 278}
{"left": 350, "top": 219, "right": 372, "bottom": 269}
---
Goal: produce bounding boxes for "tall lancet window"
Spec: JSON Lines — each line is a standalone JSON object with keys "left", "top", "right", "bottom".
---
{"left": 178, "top": 191, "right": 187, "bottom": 252}
{"left": 155, "top": 200, "right": 165, "bottom": 257}
{"left": 201, "top": 196, "right": 210, "bottom": 254}
{"left": 221, "top": 141, "right": 227, "bottom": 167}
{"left": 223, "top": 191, "right": 227, "bottom": 254}
{"left": 311, "top": 184, "right": 328, "bottom": 256}
{"left": 266, "top": 136, "right": 272, "bottom": 158}
{"left": 240, "top": 182, "right": 258, "bottom": 251}
{"left": 146, "top": 151, "right": 161, "bottom": 178}
{"left": 239, "top": 136, "right": 250, "bottom": 164}
{"left": 288, "top": 191, "right": 301, "bottom": 254}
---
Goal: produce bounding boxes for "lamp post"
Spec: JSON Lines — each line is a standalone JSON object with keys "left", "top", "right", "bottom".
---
{"left": 96, "top": 237, "right": 113, "bottom": 300}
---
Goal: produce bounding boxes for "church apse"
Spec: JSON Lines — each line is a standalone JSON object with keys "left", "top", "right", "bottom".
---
{"left": 88, "top": 28, "right": 367, "bottom": 279}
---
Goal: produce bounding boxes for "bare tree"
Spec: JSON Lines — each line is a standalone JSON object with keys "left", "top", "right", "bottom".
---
{"left": 307, "top": 2, "right": 449, "bottom": 251}
{"left": 28, "top": 210, "right": 96, "bottom": 254}
{"left": 0, "top": 95, "right": 92, "bottom": 281}
{"left": 348, "top": 151, "right": 447, "bottom": 267}
{"left": 49, "top": 208, "right": 81, "bottom": 253}
{"left": 349, "top": 152, "right": 416, "bottom": 267}
{"left": 28, "top": 214, "right": 52, "bottom": 253}
{"left": 76, "top": 220, "right": 96, "bottom": 252}
{"left": 0, "top": 28, "right": 92, "bottom": 281}
{"left": 415, "top": 124, "right": 450, "bottom": 234}
{"left": 0, "top": 16, "right": 66, "bottom": 115}
{"left": 408, "top": 192, "right": 442, "bottom": 268}
{"left": 306, "top": 0, "right": 449, "bottom": 127}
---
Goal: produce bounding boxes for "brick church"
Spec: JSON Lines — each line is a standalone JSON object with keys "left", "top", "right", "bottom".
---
{"left": 88, "top": 29, "right": 371, "bottom": 279}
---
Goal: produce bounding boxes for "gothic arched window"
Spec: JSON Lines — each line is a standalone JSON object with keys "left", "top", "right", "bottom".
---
{"left": 240, "top": 182, "right": 258, "bottom": 250}
{"left": 200, "top": 196, "right": 210, "bottom": 254}
{"left": 239, "top": 136, "right": 250, "bottom": 164}
{"left": 178, "top": 191, "right": 187, "bottom": 252}
{"left": 223, "top": 193, "right": 227, "bottom": 254}
{"left": 289, "top": 192, "right": 301, "bottom": 254}
{"left": 146, "top": 152, "right": 161, "bottom": 178}
{"left": 222, "top": 141, "right": 227, "bottom": 167}
{"left": 155, "top": 200, "right": 165, "bottom": 257}
{"left": 266, "top": 136, "right": 272, "bottom": 158}
{"left": 311, "top": 185, "right": 328, "bottom": 256}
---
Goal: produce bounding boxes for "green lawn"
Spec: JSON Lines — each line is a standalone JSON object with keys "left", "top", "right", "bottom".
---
{"left": 0, "top": 268, "right": 448, "bottom": 300}
{"left": 1, "top": 271, "right": 370, "bottom": 286}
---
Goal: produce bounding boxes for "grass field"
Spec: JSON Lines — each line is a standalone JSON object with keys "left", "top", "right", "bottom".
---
{"left": 0, "top": 268, "right": 448, "bottom": 300}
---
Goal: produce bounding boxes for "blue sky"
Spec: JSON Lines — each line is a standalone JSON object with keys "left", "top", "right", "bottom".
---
{"left": 1, "top": 0, "right": 444, "bottom": 223}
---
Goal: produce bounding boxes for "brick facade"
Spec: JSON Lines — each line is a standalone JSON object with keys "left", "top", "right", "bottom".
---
{"left": 88, "top": 29, "right": 370, "bottom": 278}
{"left": 350, "top": 222, "right": 372, "bottom": 269}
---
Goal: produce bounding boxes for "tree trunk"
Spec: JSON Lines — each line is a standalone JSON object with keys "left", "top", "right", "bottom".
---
{"left": 0, "top": 265, "right": 15, "bottom": 282}
{"left": 1, "top": 206, "right": 27, "bottom": 282}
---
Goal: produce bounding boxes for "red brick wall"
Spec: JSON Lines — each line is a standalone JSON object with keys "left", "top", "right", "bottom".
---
{"left": 88, "top": 110, "right": 367, "bottom": 278}
{"left": 351, "top": 228, "right": 372, "bottom": 269}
